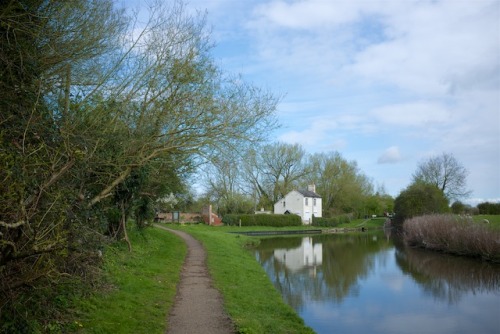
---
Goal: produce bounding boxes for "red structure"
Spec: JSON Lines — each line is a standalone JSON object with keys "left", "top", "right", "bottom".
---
{"left": 202, "top": 205, "right": 223, "bottom": 226}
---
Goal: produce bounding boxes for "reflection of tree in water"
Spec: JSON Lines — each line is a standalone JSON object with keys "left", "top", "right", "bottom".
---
{"left": 395, "top": 244, "right": 500, "bottom": 305}
{"left": 254, "top": 232, "right": 392, "bottom": 311}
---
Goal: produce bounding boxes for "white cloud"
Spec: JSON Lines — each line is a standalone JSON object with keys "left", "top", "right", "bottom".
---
{"left": 186, "top": 0, "right": 500, "bottom": 200}
{"left": 277, "top": 117, "right": 343, "bottom": 148}
{"left": 371, "top": 102, "right": 450, "bottom": 127}
{"left": 253, "top": 0, "right": 365, "bottom": 29}
{"left": 378, "top": 146, "right": 402, "bottom": 164}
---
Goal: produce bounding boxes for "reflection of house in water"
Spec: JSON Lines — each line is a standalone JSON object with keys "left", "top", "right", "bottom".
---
{"left": 274, "top": 237, "right": 322, "bottom": 276}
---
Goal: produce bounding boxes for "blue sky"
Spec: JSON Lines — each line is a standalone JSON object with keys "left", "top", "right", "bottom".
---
{"left": 124, "top": 0, "right": 499, "bottom": 204}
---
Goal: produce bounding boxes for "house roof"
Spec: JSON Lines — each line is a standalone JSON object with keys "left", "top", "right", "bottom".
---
{"left": 297, "top": 189, "right": 321, "bottom": 198}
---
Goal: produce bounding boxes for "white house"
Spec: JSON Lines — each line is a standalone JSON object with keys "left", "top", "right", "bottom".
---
{"left": 274, "top": 185, "right": 322, "bottom": 224}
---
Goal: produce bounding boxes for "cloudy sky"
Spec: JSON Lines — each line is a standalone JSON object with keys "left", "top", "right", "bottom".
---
{"left": 126, "top": 0, "right": 499, "bottom": 204}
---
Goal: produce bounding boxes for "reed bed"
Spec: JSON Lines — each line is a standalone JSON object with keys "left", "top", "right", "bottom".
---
{"left": 403, "top": 214, "right": 500, "bottom": 262}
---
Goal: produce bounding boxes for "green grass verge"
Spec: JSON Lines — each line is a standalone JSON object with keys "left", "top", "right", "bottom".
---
{"left": 472, "top": 215, "right": 500, "bottom": 229}
{"left": 166, "top": 224, "right": 315, "bottom": 334}
{"left": 74, "top": 226, "right": 186, "bottom": 334}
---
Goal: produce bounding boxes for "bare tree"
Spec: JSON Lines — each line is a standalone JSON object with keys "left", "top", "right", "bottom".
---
{"left": 244, "top": 142, "right": 308, "bottom": 207}
{"left": 412, "top": 153, "right": 471, "bottom": 201}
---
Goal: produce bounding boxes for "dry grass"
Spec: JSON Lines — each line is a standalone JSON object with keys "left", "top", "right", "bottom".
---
{"left": 403, "top": 214, "right": 500, "bottom": 262}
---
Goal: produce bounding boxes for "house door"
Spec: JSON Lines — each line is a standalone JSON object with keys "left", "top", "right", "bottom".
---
{"left": 304, "top": 211, "right": 312, "bottom": 224}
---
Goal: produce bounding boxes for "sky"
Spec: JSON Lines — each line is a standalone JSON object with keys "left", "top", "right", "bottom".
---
{"left": 124, "top": 0, "right": 500, "bottom": 205}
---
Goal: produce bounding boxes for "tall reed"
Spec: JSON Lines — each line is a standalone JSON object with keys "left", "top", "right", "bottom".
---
{"left": 403, "top": 214, "right": 500, "bottom": 262}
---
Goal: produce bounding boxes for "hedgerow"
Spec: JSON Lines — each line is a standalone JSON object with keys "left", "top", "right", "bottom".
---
{"left": 222, "top": 214, "right": 302, "bottom": 227}
{"left": 311, "top": 215, "right": 350, "bottom": 227}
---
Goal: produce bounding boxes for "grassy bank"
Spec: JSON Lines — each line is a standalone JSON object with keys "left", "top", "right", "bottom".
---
{"left": 168, "top": 224, "right": 315, "bottom": 334}
{"left": 74, "top": 226, "right": 186, "bottom": 333}
{"left": 74, "top": 224, "right": 313, "bottom": 334}
{"left": 404, "top": 214, "right": 500, "bottom": 262}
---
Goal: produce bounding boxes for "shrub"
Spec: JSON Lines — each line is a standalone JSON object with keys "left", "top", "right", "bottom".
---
{"left": 403, "top": 214, "right": 500, "bottom": 262}
{"left": 394, "top": 182, "right": 449, "bottom": 225}
{"left": 222, "top": 214, "right": 302, "bottom": 227}
{"left": 312, "top": 215, "right": 350, "bottom": 227}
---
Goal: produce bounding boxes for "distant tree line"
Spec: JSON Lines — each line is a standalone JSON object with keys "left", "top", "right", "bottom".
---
{"left": 477, "top": 202, "right": 500, "bottom": 215}
{"left": 201, "top": 141, "right": 394, "bottom": 218}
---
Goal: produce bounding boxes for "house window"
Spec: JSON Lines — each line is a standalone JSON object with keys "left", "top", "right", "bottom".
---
{"left": 313, "top": 198, "right": 316, "bottom": 206}
{"left": 305, "top": 198, "right": 309, "bottom": 206}
{"left": 283, "top": 201, "right": 286, "bottom": 207}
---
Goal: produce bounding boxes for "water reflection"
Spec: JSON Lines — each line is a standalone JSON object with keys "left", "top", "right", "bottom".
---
{"left": 396, "top": 245, "right": 500, "bottom": 304}
{"left": 254, "top": 232, "right": 500, "bottom": 334}
{"left": 273, "top": 237, "right": 322, "bottom": 274}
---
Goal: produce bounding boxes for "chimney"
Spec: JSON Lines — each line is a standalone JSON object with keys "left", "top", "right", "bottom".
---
{"left": 308, "top": 184, "right": 316, "bottom": 193}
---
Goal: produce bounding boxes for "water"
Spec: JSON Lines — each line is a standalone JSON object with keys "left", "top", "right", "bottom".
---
{"left": 253, "top": 230, "right": 500, "bottom": 334}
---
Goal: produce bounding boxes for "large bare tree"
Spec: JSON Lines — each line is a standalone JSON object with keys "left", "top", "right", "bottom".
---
{"left": 244, "top": 142, "right": 308, "bottom": 207}
{"left": 412, "top": 153, "right": 471, "bottom": 201}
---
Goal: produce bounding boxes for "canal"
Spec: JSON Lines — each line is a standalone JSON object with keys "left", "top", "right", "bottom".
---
{"left": 253, "top": 230, "right": 500, "bottom": 334}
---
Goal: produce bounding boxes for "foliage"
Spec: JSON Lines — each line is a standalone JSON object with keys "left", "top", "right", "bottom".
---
{"left": 362, "top": 193, "right": 394, "bottom": 217}
{"left": 403, "top": 214, "right": 500, "bottom": 262}
{"left": 0, "top": 0, "right": 279, "bottom": 325}
{"left": 304, "top": 151, "right": 374, "bottom": 217}
{"left": 312, "top": 215, "right": 351, "bottom": 227}
{"left": 412, "top": 152, "right": 471, "bottom": 201}
{"left": 393, "top": 182, "right": 450, "bottom": 224}
{"left": 203, "top": 147, "right": 382, "bottom": 219}
{"left": 222, "top": 214, "right": 302, "bottom": 227}
{"left": 477, "top": 202, "right": 500, "bottom": 215}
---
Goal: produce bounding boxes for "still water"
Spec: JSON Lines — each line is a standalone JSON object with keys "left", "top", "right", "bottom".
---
{"left": 253, "top": 230, "right": 500, "bottom": 334}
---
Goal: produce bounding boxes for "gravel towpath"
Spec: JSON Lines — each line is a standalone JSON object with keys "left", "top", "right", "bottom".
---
{"left": 155, "top": 225, "right": 235, "bottom": 334}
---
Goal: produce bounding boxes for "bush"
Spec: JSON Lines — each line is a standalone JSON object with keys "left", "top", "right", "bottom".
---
{"left": 403, "top": 214, "right": 500, "bottom": 262}
{"left": 312, "top": 215, "right": 350, "bottom": 227}
{"left": 394, "top": 182, "right": 449, "bottom": 225}
{"left": 222, "top": 214, "right": 302, "bottom": 227}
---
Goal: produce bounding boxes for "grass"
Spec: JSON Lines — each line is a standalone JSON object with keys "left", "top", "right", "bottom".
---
{"left": 167, "top": 224, "right": 315, "bottom": 334}
{"left": 74, "top": 225, "right": 186, "bottom": 333}
{"left": 472, "top": 215, "right": 500, "bottom": 228}
{"left": 337, "top": 217, "right": 387, "bottom": 229}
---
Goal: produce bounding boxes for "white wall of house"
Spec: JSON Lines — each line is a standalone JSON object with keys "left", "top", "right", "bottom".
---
{"left": 303, "top": 196, "right": 322, "bottom": 223}
{"left": 274, "top": 189, "right": 322, "bottom": 224}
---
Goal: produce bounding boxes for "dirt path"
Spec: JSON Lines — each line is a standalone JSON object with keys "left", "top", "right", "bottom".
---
{"left": 155, "top": 225, "right": 235, "bottom": 334}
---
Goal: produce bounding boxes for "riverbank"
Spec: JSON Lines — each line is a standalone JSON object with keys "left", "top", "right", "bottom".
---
{"left": 404, "top": 214, "right": 500, "bottom": 262}
{"left": 169, "top": 224, "right": 315, "bottom": 333}
{"left": 69, "top": 217, "right": 498, "bottom": 332}
{"left": 71, "top": 224, "right": 313, "bottom": 333}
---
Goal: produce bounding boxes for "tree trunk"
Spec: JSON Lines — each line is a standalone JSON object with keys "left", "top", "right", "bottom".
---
{"left": 120, "top": 201, "right": 132, "bottom": 252}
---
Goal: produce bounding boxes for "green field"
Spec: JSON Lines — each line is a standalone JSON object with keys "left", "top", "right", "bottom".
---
{"left": 472, "top": 215, "right": 500, "bottom": 228}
